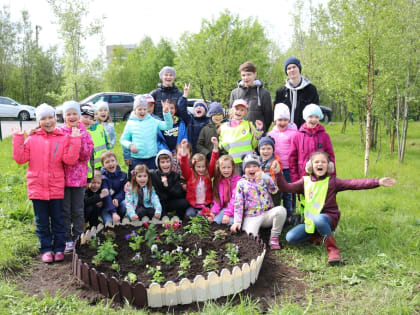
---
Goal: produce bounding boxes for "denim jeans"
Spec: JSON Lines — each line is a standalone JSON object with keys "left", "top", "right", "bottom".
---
{"left": 286, "top": 213, "right": 332, "bottom": 243}
{"left": 282, "top": 169, "right": 293, "bottom": 217}
{"left": 32, "top": 199, "right": 66, "bottom": 253}
{"left": 129, "top": 157, "right": 156, "bottom": 180}
{"left": 214, "top": 209, "right": 234, "bottom": 225}
{"left": 101, "top": 200, "right": 127, "bottom": 224}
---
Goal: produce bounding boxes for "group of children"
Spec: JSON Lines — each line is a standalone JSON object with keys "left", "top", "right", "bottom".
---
{"left": 12, "top": 63, "right": 396, "bottom": 265}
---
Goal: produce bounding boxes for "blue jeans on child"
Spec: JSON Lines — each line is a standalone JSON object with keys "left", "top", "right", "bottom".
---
{"left": 282, "top": 169, "right": 293, "bottom": 217}
{"left": 32, "top": 199, "right": 66, "bottom": 253}
{"left": 214, "top": 209, "right": 234, "bottom": 225}
{"left": 286, "top": 213, "right": 332, "bottom": 243}
{"left": 128, "top": 157, "right": 157, "bottom": 180}
{"left": 101, "top": 200, "right": 127, "bottom": 224}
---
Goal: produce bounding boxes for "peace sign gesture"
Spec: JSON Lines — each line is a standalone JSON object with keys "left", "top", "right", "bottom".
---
{"left": 183, "top": 83, "right": 191, "bottom": 98}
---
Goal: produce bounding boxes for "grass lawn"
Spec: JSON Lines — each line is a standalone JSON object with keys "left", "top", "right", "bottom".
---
{"left": 0, "top": 121, "right": 418, "bottom": 314}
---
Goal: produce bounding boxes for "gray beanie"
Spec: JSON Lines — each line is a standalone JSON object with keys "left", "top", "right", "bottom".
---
{"left": 155, "top": 149, "right": 174, "bottom": 173}
{"left": 133, "top": 95, "right": 148, "bottom": 110}
{"left": 207, "top": 102, "right": 224, "bottom": 117}
{"left": 159, "top": 66, "right": 176, "bottom": 79}
{"left": 242, "top": 153, "right": 262, "bottom": 171}
{"left": 62, "top": 100, "right": 81, "bottom": 117}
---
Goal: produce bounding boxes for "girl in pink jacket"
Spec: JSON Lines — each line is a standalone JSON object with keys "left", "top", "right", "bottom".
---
{"left": 209, "top": 155, "right": 241, "bottom": 225}
{"left": 12, "top": 104, "right": 81, "bottom": 263}
{"left": 60, "top": 101, "right": 94, "bottom": 252}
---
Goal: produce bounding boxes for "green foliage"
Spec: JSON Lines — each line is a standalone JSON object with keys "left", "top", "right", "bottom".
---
{"left": 124, "top": 272, "right": 137, "bottom": 284}
{"left": 146, "top": 265, "right": 165, "bottom": 284}
{"left": 161, "top": 251, "right": 177, "bottom": 266}
{"left": 128, "top": 234, "right": 144, "bottom": 251}
{"left": 225, "top": 243, "right": 240, "bottom": 265}
{"left": 184, "top": 216, "right": 211, "bottom": 238}
{"left": 160, "top": 223, "right": 184, "bottom": 246}
{"left": 178, "top": 256, "right": 190, "bottom": 278}
{"left": 88, "top": 236, "right": 99, "bottom": 249}
{"left": 144, "top": 223, "right": 157, "bottom": 248}
{"left": 111, "top": 262, "right": 120, "bottom": 273}
{"left": 213, "top": 229, "right": 228, "bottom": 241}
{"left": 203, "top": 250, "right": 218, "bottom": 272}
{"left": 92, "top": 240, "right": 118, "bottom": 265}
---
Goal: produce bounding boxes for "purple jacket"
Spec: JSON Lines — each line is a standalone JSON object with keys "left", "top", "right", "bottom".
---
{"left": 60, "top": 122, "right": 93, "bottom": 187}
{"left": 289, "top": 123, "right": 335, "bottom": 182}
{"left": 277, "top": 173, "right": 379, "bottom": 230}
{"left": 211, "top": 174, "right": 241, "bottom": 217}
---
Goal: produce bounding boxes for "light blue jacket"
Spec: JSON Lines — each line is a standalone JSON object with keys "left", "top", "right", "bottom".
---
{"left": 120, "top": 112, "right": 172, "bottom": 159}
{"left": 125, "top": 184, "right": 162, "bottom": 219}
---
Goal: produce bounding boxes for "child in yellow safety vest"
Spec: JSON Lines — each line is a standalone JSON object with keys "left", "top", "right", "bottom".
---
{"left": 275, "top": 151, "right": 396, "bottom": 264}
{"left": 219, "top": 99, "right": 264, "bottom": 175}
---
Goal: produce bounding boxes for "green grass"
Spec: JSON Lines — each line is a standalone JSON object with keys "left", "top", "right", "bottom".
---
{"left": 0, "top": 122, "right": 419, "bottom": 313}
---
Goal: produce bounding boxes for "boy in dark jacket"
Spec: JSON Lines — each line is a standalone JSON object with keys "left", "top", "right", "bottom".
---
{"left": 197, "top": 101, "right": 225, "bottom": 160}
{"left": 150, "top": 150, "right": 189, "bottom": 218}
{"left": 84, "top": 170, "right": 108, "bottom": 228}
{"left": 100, "top": 151, "right": 128, "bottom": 224}
{"left": 229, "top": 61, "right": 273, "bottom": 132}
{"left": 177, "top": 83, "right": 210, "bottom": 153}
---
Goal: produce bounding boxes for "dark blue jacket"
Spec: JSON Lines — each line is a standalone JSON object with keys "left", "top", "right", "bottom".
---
{"left": 101, "top": 165, "right": 128, "bottom": 214}
{"left": 177, "top": 96, "right": 210, "bottom": 153}
{"left": 157, "top": 117, "right": 188, "bottom": 153}
{"left": 150, "top": 83, "right": 183, "bottom": 119}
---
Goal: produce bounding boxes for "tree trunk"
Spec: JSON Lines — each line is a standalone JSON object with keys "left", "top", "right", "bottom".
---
{"left": 364, "top": 109, "right": 372, "bottom": 176}
{"left": 341, "top": 104, "right": 348, "bottom": 134}
{"left": 364, "top": 39, "right": 375, "bottom": 176}
{"left": 399, "top": 91, "right": 409, "bottom": 162}
{"left": 390, "top": 125, "right": 396, "bottom": 153}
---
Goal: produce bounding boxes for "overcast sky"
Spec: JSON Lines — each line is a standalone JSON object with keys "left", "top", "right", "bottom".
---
{"left": 3, "top": 0, "right": 321, "bottom": 59}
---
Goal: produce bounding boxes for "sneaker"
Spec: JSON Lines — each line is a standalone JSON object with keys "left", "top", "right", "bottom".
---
{"left": 269, "top": 237, "right": 281, "bottom": 250}
{"left": 54, "top": 252, "right": 65, "bottom": 262}
{"left": 41, "top": 252, "right": 54, "bottom": 263}
{"left": 64, "top": 241, "right": 74, "bottom": 253}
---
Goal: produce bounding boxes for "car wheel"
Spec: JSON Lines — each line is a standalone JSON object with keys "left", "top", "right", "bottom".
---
{"left": 18, "top": 111, "right": 30, "bottom": 121}
{"left": 123, "top": 112, "right": 131, "bottom": 121}
{"left": 323, "top": 114, "right": 329, "bottom": 124}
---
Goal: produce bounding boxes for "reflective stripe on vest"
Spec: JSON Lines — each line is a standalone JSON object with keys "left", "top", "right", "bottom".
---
{"left": 88, "top": 125, "right": 107, "bottom": 178}
{"left": 303, "top": 176, "right": 329, "bottom": 233}
{"left": 220, "top": 120, "right": 255, "bottom": 164}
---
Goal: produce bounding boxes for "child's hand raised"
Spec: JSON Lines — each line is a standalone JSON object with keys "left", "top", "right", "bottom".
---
{"left": 255, "top": 120, "right": 264, "bottom": 130}
{"left": 71, "top": 127, "right": 80, "bottom": 137}
{"left": 11, "top": 127, "right": 24, "bottom": 135}
{"left": 230, "top": 223, "right": 241, "bottom": 233}
{"left": 180, "top": 139, "right": 189, "bottom": 156}
{"left": 379, "top": 177, "right": 396, "bottom": 187}
{"left": 162, "top": 99, "right": 170, "bottom": 113}
{"left": 211, "top": 136, "right": 219, "bottom": 152}
{"left": 272, "top": 160, "right": 281, "bottom": 174}
{"left": 183, "top": 83, "right": 191, "bottom": 98}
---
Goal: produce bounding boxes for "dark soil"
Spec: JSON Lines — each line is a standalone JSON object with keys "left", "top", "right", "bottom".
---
{"left": 76, "top": 221, "right": 264, "bottom": 285}
{"left": 15, "top": 225, "right": 309, "bottom": 312}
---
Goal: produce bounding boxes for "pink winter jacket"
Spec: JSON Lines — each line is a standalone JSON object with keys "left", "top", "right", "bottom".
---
{"left": 211, "top": 174, "right": 241, "bottom": 217}
{"left": 267, "top": 123, "right": 297, "bottom": 169}
{"left": 60, "top": 122, "right": 93, "bottom": 187}
{"left": 289, "top": 123, "right": 336, "bottom": 182}
{"left": 12, "top": 128, "right": 81, "bottom": 200}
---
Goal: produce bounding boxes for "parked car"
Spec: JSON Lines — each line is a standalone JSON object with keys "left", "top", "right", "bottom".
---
{"left": 319, "top": 105, "right": 333, "bottom": 123}
{"left": 0, "top": 96, "right": 36, "bottom": 120}
{"left": 56, "top": 92, "right": 136, "bottom": 122}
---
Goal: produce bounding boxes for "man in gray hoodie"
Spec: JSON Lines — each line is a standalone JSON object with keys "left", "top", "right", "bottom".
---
{"left": 229, "top": 61, "right": 273, "bottom": 132}
{"left": 274, "top": 57, "right": 319, "bottom": 128}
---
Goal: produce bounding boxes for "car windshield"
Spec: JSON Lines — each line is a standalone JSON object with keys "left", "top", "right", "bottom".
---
{"left": 80, "top": 94, "right": 103, "bottom": 104}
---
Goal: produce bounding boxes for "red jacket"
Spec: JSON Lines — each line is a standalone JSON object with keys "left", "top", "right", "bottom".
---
{"left": 180, "top": 150, "right": 218, "bottom": 208}
{"left": 13, "top": 128, "right": 81, "bottom": 200}
{"left": 289, "top": 123, "right": 335, "bottom": 182}
{"left": 277, "top": 173, "right": 379, "bottom": 230}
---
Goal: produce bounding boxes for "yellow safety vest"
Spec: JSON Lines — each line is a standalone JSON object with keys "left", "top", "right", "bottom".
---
{"left": 219, "top": 120, "right": 258, "bottom": 164}
{"left": 87, "top": 123, "right": 108, "bottom": 178}
{"left": 303, "top": 176, "right": 329, "bottom": 233}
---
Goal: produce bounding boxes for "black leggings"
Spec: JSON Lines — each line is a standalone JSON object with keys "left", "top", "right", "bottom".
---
{"left": 162, "top": 199, "right": 190, "bottom": 219}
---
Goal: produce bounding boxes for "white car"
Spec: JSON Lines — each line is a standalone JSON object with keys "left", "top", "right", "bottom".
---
{"left": 0, "top": 96, "right": 36, "bottom": 120}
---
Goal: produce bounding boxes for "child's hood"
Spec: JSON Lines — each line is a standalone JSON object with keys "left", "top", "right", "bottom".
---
{"left": 237, "top": 79, "right": 264, "bottom": 88}
{"left": 34, "top": 127, "right": 64, "bottom": 137}
{"left": 155, "top": 149, "right": 174, "bottom": 172}
{"left": 129, "top": 113, "right": 152, "bottom": 122}
{"left": 285, "top": 75, "right": 312, "bottom": 90}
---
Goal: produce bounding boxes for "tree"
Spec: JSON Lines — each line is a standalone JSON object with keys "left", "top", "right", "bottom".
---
{"left": 48, "top": 0, "right": 102, "bottom": 101}
{"left": 0, "top": 6, "right": 18, "bottom": 96}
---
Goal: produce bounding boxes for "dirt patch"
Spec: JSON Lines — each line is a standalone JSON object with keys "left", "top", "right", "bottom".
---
{"left": 15, "top": 227, "right": 308, "bottom": 312}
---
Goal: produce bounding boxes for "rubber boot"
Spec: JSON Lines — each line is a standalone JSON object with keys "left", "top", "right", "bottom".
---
{"left": 324, "top": 236, "right": 340, "bottom": 264}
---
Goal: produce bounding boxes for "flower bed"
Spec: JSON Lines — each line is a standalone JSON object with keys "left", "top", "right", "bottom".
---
{"left": 73, "top": 216, "right": 266, "bottom": 308}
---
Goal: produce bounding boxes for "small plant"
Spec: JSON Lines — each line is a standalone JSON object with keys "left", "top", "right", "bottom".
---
{"left": 103, "top": 230, "right": 116, "bottom": 241}
{"left": 131, "top": 253, "right": 142, "bottom": 263}
{"left": 111, "top": 262, "right": 120, "bottom": 272}
{"left": 88, "top": 236, "right": 100, "bottom": 249}
{"left": 92, "top": 240, "right": 118, "bottom": 265}
{"left": 161, "top": 251, "right": 177, "bottom": 265}
{"left": 146, "top": 265, "right": 165, "bottom": 284}
{"left": 184, "top": 216, "right": 211, "bottom": 238}
{"left": 213, "top": 229, "right": 228, "bottom": 241}
{"left": 128, "top": 234, "right": 145, "bottom": 251}
{"left": 203, "top": 250, "right": 218, "bottom": 271}
{"left": 199, "top": 206, "right": 213, "bottom": 219}
{"left": 225, "top": 243, "right": 240, "bottom": 265}
{"left": 178, "top": 256, "right": 190, "bottom": 277}
{"left": 145, "top": 224, "right": 158, "bottom": 248}
{"left": 161, "top": 221, "right": 184, "bottom": 246}
{"left": 125, "top": 230, "right": 138, "bottom": 240}
{"left": 125, "top": 272, "right": 137, "bottom": 284}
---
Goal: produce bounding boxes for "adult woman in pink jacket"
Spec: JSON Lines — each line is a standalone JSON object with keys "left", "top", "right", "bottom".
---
{"left": 12, "top": 104, "right": 81, "bottom": 263}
